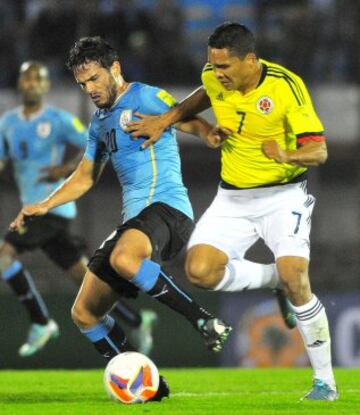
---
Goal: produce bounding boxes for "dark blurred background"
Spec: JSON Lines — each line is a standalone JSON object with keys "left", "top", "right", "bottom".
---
{"left": 0, "top": 0, "right": 360, "bottom": 369}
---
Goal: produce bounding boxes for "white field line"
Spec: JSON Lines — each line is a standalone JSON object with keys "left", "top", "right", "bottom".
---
{"left": 173, "top": 389, "right": 359, "bottom": 397}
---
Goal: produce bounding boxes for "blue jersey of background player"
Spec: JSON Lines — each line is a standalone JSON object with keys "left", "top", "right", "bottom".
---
{"left": 0, "top": 61, "right": 89, "bottom": 357}
{"left": 11, "top": 37, "right": 232, "bottom": 402}
{"left": 86, "top": 81, "right": 193, "bottom": 222}
{"left": 0, "top": 102, "right": 85, "bottom": 219}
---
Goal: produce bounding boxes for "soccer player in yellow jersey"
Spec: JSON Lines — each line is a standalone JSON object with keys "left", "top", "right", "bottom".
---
{"left": 127, "top": 23, "right": 338, "bottom": 401}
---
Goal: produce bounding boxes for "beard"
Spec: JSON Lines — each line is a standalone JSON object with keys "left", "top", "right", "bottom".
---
{"left": 96, "top": 78, "right": 118, "bottom": 109}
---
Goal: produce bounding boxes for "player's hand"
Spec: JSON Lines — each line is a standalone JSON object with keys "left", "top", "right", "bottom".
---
{"left": 206, "top": 126, "right": 233, "bottom": 148}
{"left": 9, "top": 203, "right": 49, "bottom": 231}
{"left": 126, "top": 113, "right": 167, "bottom": 150}
{"left": 262, "top": 140, "right": 289, "bottom": 163}
{"left": 38, "top": 165, "right": 71, "bottom": 183}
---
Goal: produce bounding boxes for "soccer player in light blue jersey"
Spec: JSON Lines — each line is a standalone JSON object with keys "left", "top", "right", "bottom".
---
{"left": 10, "top": 37, "right": 232, "bottom": 402}
{"left": 0, "top": 62, "right": 157, "bottom": 358}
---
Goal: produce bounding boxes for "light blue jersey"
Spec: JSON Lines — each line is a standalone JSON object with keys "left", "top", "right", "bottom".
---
{"left": 0, "top": 106, "right": 87, "bottom": 218}
{"left": 84, "top": 82, "right": 193, "bottom": 222}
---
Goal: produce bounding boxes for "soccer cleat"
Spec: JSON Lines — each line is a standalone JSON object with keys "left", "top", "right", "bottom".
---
{"left": 274, "top": 288, "right": 297, "bottom": 329}
{"left": 302, "top": 379, "right": 339, "bottom": 401}
{"left": 18, "top": 319, "right": 60, "bottom": 357}
{"left": 197, "top": 318, "right": 232, "bottom": 352}
{"left": 148, "top": 375, "right": 170, "bottom": 402}
{"left": 132, "top": 310, "right": 158, "bottom": 355}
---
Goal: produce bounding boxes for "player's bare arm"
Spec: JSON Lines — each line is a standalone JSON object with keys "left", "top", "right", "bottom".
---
{"left": 262, "top": 140, "right": 328, "bottom": 166}
{"left": 10, "top": 158, "right": 104, "bottom": 231}
{"left": 205, "top": 126, "right": 233, "bottom": 148}
{"left": 126, "top": 87, "right": 211, "bottom": 149}
{"left": 38, "top": 151, "right": 84, "bottom": 183}
{"left": 176, "top": 115, "right": 233, "bottom": 149}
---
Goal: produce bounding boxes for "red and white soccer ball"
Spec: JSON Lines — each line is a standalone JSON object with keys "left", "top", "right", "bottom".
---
{"left": 104, "top": 352, "right": 160, "bottom": 404}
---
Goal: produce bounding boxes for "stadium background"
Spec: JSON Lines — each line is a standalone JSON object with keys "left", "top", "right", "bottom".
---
{"left": 0, "top": 0, "right": 359, "bottom": 370}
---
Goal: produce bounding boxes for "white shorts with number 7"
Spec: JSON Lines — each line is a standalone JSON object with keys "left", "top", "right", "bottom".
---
{"left": 187, "top": 180, "right": 315, "bottom": 260}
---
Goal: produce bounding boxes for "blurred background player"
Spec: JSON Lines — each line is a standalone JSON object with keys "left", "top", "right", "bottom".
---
{"left": 0, "top": 61, "right": 157, "bottom": 357}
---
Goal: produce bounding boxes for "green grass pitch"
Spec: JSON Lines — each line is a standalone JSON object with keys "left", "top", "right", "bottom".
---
{"left": 0, "top": 368, "right": 359, "bottom": 415}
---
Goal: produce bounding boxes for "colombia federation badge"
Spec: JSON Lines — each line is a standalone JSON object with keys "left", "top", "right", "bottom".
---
{"left": 256, "top": 96, "right": 274, "bottom": 114}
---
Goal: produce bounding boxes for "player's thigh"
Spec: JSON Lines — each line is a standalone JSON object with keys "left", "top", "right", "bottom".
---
{"left": 73, "top": 270, "right": 120, "bottom": 319}
{"left": 188, "top": 213, "right": 258, "bottom": 260}
{"left": 110, "top": 228, "right": 152, "bottom": 277}
{"left": 88, "top": 230, "right": 140, "bottom": 299}
{"left": 262, "top": 188, "right": 315, "bottom": 260}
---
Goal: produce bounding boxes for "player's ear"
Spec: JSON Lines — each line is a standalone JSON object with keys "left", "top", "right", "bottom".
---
{"left": 110, "top": 61, "right": 121, "bottom": 80}
{"left": 245, "top": 52, "right": 257, "bottom": 64}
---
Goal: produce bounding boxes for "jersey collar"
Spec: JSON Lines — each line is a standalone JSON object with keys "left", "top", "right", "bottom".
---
{"left": 256, "top": 62, "right": 267, "bottom": 89}
{"left": 17, "top": 105, "right": 47, "bottom": 121}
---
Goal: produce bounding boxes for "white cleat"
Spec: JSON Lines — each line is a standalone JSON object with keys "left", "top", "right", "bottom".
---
{"left": 18, "top": 319, "right": 60, "bottom": 357}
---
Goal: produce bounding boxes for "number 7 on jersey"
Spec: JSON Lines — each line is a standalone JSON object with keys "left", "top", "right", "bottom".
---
{"left": 236, "top": 111, "right": 246, "bottom": 134}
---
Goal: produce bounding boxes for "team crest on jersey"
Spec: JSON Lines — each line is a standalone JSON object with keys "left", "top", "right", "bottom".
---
{"left": 37, "top": 122, "right": 52, "bottom": 138}
{"left": 256, "top": 96, "right": 274, "bottom": 114}
{"left": 119, "top": 109, "right": 133, "bottom": 130}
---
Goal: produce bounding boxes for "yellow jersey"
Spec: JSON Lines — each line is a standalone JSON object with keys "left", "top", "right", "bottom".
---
{"left": 201, "top": 59, "right": 325, "bottom": 188}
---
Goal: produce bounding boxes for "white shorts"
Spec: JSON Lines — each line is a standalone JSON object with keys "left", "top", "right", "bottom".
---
{"left": 188, "top": 181, "right": 315, "bottom": 260}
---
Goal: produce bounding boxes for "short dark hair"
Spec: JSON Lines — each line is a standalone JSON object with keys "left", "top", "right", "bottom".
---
{"left": 208, "top": 22, "right": 256, "bottom": 58}
{"left": 66, "top": 36, "right": 119, "bottom": 70}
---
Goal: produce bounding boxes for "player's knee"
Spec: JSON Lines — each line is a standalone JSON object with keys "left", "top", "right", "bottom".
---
{"left": 185, "top": 256, "right": 215, "bottom": 289}
{"left": 0, "top": 254, "right": 15, "bottom": 274}
{"left": 71, "top": 301, "right": 98, "bottom": 329}
{"left": 109, "top": 249, "right": 142, "bottom": 280}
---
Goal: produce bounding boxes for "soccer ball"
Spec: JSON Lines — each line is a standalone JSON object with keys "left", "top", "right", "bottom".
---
{"left": 104, "top": 352, "right": 159, "bottom": 404}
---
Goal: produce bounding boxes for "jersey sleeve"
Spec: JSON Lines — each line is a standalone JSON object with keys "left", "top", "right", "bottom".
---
{"left": 201, "top": 63, "right": 221, "bottom": 98}
{"left": 83, "top": 121, "right": 109, "bottom": 164}
{"left": 138, "top": 86, "right": 177, "bottom": 115}
{"left": 58, "top": 110, "right": 88, "bottom": 149}
{"left": 283, "top": 76, "right": 325, "bottom": 146}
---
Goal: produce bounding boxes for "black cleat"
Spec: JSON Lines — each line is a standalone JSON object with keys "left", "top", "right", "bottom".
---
{"left": 148, "top": 375, "right": 170, "bottom": 402}
{"left": 274, "top": 289, "right": 297, "bottom": 329}
{"left": 197, "top": 318, "right": 232, "bottom": 352}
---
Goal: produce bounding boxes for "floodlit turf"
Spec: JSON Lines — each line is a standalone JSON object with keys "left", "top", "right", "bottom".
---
{"left": 0, "top": 368, "right": 359, "bottom": 415}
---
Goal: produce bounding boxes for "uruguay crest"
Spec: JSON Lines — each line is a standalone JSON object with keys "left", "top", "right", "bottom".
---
{"left": 36, "top": 122, "right": 52, "bottom": 138}
{"left": 119, "top": 109, "right": 133, "bottom": 130}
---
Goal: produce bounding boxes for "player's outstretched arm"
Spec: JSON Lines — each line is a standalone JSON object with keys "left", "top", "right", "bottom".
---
{"left": 10, "top": 158, "right": 104, "bottom": 231}
{"left": 126, "top": 86, "right": 211, "bottom": 150}
{"left": 262, "top": 140, "right": 328, "bottom": 166}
